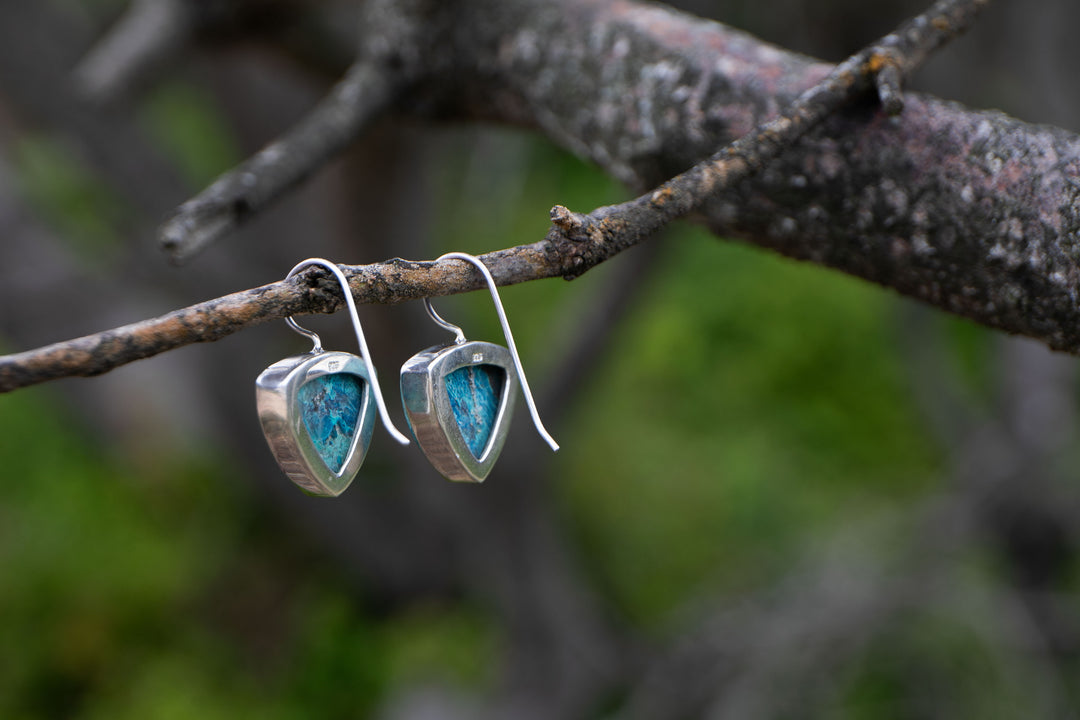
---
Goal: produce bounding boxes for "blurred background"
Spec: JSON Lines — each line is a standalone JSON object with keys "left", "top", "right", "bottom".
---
{"left": 1, "top": 0, "right": 1079, "bottom": 718}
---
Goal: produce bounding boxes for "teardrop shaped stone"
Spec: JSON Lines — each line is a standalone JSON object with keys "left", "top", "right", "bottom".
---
{"left": 298, "top": 373, "right": 365, "bottom": 473}
{"left": 445, "top": 364, "right": 506, "bottom": 459}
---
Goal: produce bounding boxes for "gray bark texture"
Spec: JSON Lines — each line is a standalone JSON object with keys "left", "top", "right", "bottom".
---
{"left": 2, "top": 0, "right": 1077, "bottom": 390}
{"left": 430, "top": 0, "right": 1080, "bottom": 352}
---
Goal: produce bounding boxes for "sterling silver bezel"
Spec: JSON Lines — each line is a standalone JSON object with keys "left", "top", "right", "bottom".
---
{"left": 255, "top": 350, "right": 376, "bottom": 496}
{"left": 400, "top": 341, "right": 518, "bottom": 483}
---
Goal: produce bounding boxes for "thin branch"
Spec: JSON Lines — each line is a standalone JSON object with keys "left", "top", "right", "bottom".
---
{"left": 0, "top": 0, "right": 987, "bottom": 393}
{"left": 874, "top": 61, "right": 906, "bottom": 116}
{"left": 0, "top": 246, "right": 554, "bottom": 392}
{"left": 545, "top": 0, "right": 988, "bottom": 278}
{"left": 74, "top": 0, "right": 194, "bottom": 104}
{"left": 75, "top": 0, "right": 354, "bottom": 105}
{"left": 0, "top": 2, "right": 191, "bottom": 219}
{"left": 158, "top": 59, "right": 408, "bottom": 262}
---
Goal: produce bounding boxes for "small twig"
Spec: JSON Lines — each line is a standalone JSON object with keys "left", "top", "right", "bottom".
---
{"left": 74, "top": 0, "right": 194, "bottom": 104}
{"left": 546, "top": 0, "right": 988, "bottom": 277}
{"left": 74, "top": 0, "right": 349, "bottom": 104}
{"left": 874, "top": 61, "right": 906, "bottom": 115}
{"left": 159, "top": 60, "right": 408, "bottom": 262}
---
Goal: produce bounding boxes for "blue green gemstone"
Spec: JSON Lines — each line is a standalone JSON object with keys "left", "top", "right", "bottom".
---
{"left": 298, "top": 373, "right": 364, "bottom": 473}
{"left": 445, "top": 364, "right": 505, "bottom": 458}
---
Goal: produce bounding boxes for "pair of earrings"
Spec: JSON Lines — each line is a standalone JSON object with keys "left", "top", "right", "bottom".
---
{"left": 255, "top": 254, "right": 559, "bottom": 496}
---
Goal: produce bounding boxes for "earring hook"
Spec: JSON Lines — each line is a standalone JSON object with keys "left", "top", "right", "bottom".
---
{"left": 285, "top": 258, "right": 411, "bottom": 446}
{"left": 423, "top": 299, "right": 466, "bottom": 345}
{"left": 427, "top": 252, "right": 559, "bottom": 452}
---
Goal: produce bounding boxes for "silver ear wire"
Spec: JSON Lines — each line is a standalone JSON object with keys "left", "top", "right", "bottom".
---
{"left": 423, "top": 297, "right": 466, "bottom": 344}
{"left": 285, "top": 258, "right": 411, "bottom": 446}
{"left": 427, "top": 252, "right": 559, "bottom": 452}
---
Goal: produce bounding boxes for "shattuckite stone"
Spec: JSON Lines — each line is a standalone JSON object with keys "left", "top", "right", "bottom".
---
{"left": 445, "top": 364, "right": 505, "bottom": 458}
{"left": 298, "top": 373, "right": 364, "bottom": 472}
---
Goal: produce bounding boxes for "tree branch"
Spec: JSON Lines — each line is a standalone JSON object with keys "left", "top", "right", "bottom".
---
{"left": 73, "top": 0, "right": 330, "bottom": 104}
{"left": 74, "top": 0, "right": 195, "bottom": 104}
{"left": 0, "top": 0, "right": 987, "bottom": 393}
{"left": 157, "top": 0, "right": 441, "bottom": 262}
{"left": 428, "top": 0, "right": 1080, "bottom": 355}
{"left": 158, "top": 59, "right": 407, "bottom": 262}
{"left": 0, "top": 246, "right": 553, "bottom": 392}
{"left": 544, "top": 0, "right": 987, "bottom": 279}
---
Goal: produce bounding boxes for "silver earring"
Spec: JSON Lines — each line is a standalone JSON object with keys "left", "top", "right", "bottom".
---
{"left": 256, "top": 259, "right": 410, "bottom": 496}
{"left": 400, "top": 252, "right": 559, "bottom": 482}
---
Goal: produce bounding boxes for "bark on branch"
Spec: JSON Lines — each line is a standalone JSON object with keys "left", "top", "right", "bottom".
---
{"left": 0, "top": 0, "right": 983, "bottom": 393}
{"left": 156, "top": 0, "right": 435, "bottom": 261}
{"left": 158, "top": 59, "right": 407, "bottom": 262}
{"left": 0, "top": 247, "right": 552, "bottom": 392}
{"left": 439, "top": 0, "right": 1080, "bottom": 354}
{"left": 543, "top": 0, "right": 987, "bottom": 279}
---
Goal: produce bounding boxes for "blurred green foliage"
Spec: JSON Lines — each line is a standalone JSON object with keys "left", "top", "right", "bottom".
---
{"left": 140, "top": 81, "right": 242, "bottom": 188}
{"left": 559, "top": 233, "right": 944, "bottom": 625}
{"left": 2, "top": 105, "right": 1024, "bottom": 718}
{"left": 12, "top": 137, "right": 127, "bottom": 265}
{"left": 0, "top": 386, "right": 494, "bottom": 718}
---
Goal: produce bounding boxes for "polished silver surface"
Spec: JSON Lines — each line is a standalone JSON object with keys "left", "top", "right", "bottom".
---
{"left": 401, "top": 341, "right": 518, "bottom": 482}
{"left": 256, "top": 350, "right": 376, "bottom": 496}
